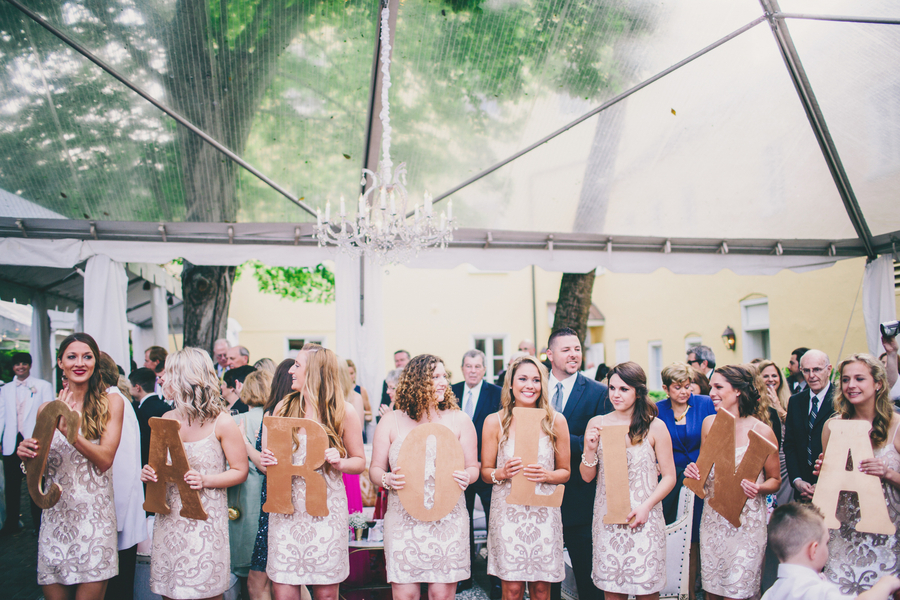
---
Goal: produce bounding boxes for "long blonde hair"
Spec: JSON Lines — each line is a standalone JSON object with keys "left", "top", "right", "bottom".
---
{"left": 57, "top": 333, "right": 109, "bottom": 441}
{"left": 164, "top": 348, "right": 224, "bottom": 425}
{"left": 499, "top": 355, "right": 557, "bottom": 449}
{"left": 757, "top": 360, "right": 790, "bottom": 416}
{"left": 277, "top": 345, "right": 347, "bottom": 461}
{"left": 833, "top": 354, "right": 894, "bottom": 448}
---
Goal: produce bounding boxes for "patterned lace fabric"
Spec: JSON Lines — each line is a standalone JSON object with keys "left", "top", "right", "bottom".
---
{"left": 824, "top": 427, "right": 900, "bottom": 594}
{"left": 150, "top": 428, "right": 231, "bottom": 599}
{"left": 487, "top": 433, "right": 564, "bottom": 582}
{"left": 383, "top": 429, "right": 470, "bottom": 584}
{"left": 591, "top": 437, "right": 667, "bottom": 595}
{"left": 699, "top": 444, "right": 767, "bottom": 599}
{"left": 37, "top": 430, "right": 118, "bottom": 585}
{"left": 267, "top": 433, "right": 349, "bottom": 585}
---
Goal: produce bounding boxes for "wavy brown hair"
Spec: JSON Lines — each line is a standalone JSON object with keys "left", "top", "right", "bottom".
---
{"left": 608, "top": 361, "right": 657, "bottom": 444}
{"left": 164, "top": 348, "right": 225, "bottom": 426}
{"left": 715, "top": 365, "right": 769, "bottom": 426}
{"left": 744, "top": 364, "right": 773, "bottom": 429}
{"left": 499, "top": 355, "right": 557, "bottom": 449}
{"left": 57, "top": 333, "right": 109, "bottom": 441}
{"left": 394, "top": 354, "right": 458, "bottom": 421}
{"left": 757, "top": 359, "right": 790, "bottom": 416}
{"left": 277, "top": 345, "right": 347, "bottom": 462}
{"left": 833, "top": 354, "right": 894, "bottom": 448}
{"left": 265, "top": 359, "right": 295, "bottom": 415}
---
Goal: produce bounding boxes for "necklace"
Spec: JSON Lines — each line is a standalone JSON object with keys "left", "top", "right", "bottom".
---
{"left": 673, "top": 404, "right": 690, "bottom": 423}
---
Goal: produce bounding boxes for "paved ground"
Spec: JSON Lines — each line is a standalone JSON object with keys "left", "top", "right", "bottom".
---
{"left": 0, "top": 486, "right": 42, "bottom": 600}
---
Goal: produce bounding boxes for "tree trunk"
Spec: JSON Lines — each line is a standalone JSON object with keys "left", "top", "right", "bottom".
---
{"left": 552, "top": 270, "right": 596, "bottom": 346}
{"left": 181, "top": 261, "right": 236, "bottom": 354}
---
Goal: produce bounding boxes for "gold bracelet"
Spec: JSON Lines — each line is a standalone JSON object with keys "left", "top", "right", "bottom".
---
{"left": 381, "top": 472, "right": 392, "bottom": 491}
{"left": 490, "top": 469, "right": 500, "bottom": 485}
{"left": 581, "top": 453, "right": 599, "bottom": 468}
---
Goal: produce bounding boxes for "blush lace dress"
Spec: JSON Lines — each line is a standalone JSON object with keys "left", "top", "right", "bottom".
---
{"left": 487, "top": 416, "right": 564, "bottom": 582}
{"left": 37, "top": 430, "right": 118, "bottom": 585}
{"left": 150, "top": 427, "right": 231, "bottom": 599}
{"left": 824, "top": 423, "right": 900, "bottom": 594}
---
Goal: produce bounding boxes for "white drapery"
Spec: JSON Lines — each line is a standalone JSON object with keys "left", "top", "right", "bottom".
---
{"left": 83, "top": 255, "right": 130, "bottom": 371}
{"left": 862, "top": 254, "right": 897, "bottom": 357}
{"left": 30, "top": 292, "right": 53, "bottom": 382}
{"left": 151, "top": 285, "right": 169, "bottom": 348}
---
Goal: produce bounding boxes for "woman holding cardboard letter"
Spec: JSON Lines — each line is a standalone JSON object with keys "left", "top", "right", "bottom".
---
{"left": 259, "top": 344, "right": 366, "bottom": 600}
{"left": 481, "top": 355, "right": 570, "bottom": 600}
{"left": 17, "top": 333, "right": 124, "bottom": 600}
{"left": 580, "top": 361, "right": 676, "bottom": 600}
{"left": 370, "top": 353, "right": 480, "bottom": 600}
{"left": 819, "top": 354, "right": 900, "bottom": 593}
{"left": 139, "top": 347, "right": 248, "bottom": 600}
{"left": 684, "top": 365, "right": 781, "bottom": 600}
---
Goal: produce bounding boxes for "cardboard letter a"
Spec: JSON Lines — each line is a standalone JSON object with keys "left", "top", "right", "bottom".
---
{"left": 143, "top": 417, "right": 208, "bottom": 520}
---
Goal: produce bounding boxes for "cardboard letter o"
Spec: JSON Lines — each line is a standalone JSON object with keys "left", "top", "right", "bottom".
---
{"left": 812, "top": 419, "right": 895, "bottom": 535}
{"left": 396, "top": 423, "right": 465, "bottom": 522}
{"left": 506, "top": 407, "right": 564, "bottom": 508}
{"left": 143, "top": 417, "right": 208, "bottom": 520}
{"left": 25, "top": 401, "right": 81, "bottom": 509}
{"left": 262, "top": 416, "right": 329, "bottom": 517}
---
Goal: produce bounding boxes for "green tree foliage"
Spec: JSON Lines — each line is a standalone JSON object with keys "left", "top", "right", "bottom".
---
{"left": 239, "top": 261, "right": 335, "bottom": 303}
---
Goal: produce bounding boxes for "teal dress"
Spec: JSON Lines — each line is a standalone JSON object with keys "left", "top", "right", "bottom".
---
{"left": 228, "top": 406, "right": 266, "bottom": 577}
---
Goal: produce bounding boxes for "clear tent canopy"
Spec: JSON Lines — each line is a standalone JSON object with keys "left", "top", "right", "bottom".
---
{"left": 0, "top": 0, "right": 898, "bottom": 261}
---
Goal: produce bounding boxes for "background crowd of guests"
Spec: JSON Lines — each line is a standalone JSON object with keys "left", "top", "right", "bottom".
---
{"left": 1, "top": 328, "right": 899, "bottom": 600}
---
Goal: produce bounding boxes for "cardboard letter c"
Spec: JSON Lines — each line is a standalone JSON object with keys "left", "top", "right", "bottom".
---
{"left": 25, "top": 400, "right": 81, "bottom": 509}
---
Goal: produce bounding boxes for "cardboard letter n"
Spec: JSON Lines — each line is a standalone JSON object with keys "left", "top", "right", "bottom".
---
{"left": 263, "top": 416, "right": 329, "bottom": 516}
{"left": 144, "top": 417, "right": 208, "bottom": 520}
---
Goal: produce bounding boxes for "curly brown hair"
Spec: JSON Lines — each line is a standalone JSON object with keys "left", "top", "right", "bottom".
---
{"left": 394, "top": 354, "right": 458, "bottom": 421}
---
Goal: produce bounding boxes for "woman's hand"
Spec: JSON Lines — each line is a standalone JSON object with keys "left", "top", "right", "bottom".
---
{"left": 499, "top": 457, "right": 522, "bottom": 481}
{"left": 684, "top": 462, "right": 700, "bottom": 480}
{"left": 859, "top": 457, "right": 888, "bottom": 479}
{"left": 184, "top": 469, "right": 205, "bottom": 490}
{"left": 379, "top": 404, "right": 392, "bottom": 417}
{"left": 523, "top": 463, "right": 549, "bottom": 483}
{"left": 627, "top": 502, "right": 651, "bottom": 529}
{"left": 767, "top": 388, "right": 786, "bottom": 420}
{"left": 584, "top": 423, "right": 601, "bottom": 453}
{"left": 324, "top": 447, "right": 342, "bottom": 469}
{"left": 453, "top": 469, "right": 470, "bottom": 491}
{"left": 17, "top": 438, "right": 38, "bottom": 461}
{"left": 812, "top": 453, "right": 824, "bottom": 477}
{"left": 259, "top": 448, "right": 277, "bottom": 467}
{"left": 385, "top": 468, "right": 404, "bottom": 490}
{"left": 741, "top": 478, "right": 761, "bottom": 499}
{"left": 141, "top": 464, "right": 157, "bottom": 483}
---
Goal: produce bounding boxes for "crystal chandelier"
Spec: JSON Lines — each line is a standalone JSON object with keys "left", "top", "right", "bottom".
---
{"left": 314, "top": 2, "right": 455, "bottom": 262}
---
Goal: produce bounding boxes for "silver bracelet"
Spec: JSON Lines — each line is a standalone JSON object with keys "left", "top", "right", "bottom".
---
{"left": 581, "top": 453, "right": 599, "bottom": 468}
{"left": 490, "top": 469, "right": 500, "bottom": 485}
{"left": 381, "top": 472, "right": 392, "bottom": 491}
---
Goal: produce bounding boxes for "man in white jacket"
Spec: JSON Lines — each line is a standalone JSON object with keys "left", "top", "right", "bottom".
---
{"left": 0, "top": 352, "right": 53, "bottom": 535}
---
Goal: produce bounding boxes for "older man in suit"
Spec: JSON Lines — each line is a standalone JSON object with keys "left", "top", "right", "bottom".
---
{"left": 547, "top": 328, "right": 612, "bottom": 600}
{"left": 0, "top": 352, "right": 53, "bottom": 535}
{"left": 451, "top": 349, "right": 502, "bottom": 596}
{"left": 783, "top": 349, "right": 834, "bottom": 501}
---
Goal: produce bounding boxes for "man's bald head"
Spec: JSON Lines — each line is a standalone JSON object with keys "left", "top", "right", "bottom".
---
{"left": 800, "top": 349, "right": 832, "bottom": 394}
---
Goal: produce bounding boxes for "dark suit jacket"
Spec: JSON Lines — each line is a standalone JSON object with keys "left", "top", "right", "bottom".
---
{"left": 564, "top": 373, "right": 612, "bottom": 527}
{"left": 452, "top": 380, "right": 502, "bottom": 492}
{"left": 783, "top": 384, "right": 834, "bottom": 491}
{"left": 135, "top": 394, "right": 170, "bottom": 467}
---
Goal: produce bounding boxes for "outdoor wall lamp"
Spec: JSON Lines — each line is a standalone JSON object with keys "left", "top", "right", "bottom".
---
{"left": 722, "top": 326, "right": 736, "bottom": 351}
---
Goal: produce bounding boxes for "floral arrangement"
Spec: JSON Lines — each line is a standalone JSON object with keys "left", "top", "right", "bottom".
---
{"left": 348, "top": 512, "right": 368, "bottom": 531}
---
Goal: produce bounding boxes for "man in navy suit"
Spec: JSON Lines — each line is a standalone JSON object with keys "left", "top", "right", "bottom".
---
{"left": 451, "top": 349, "right": 502, "bottom": 596}
{"left": 547, "top": 328, "right": 611, "bottom": 600}
{"left": 129, "top": 367, "right": 170, "bottom": 468}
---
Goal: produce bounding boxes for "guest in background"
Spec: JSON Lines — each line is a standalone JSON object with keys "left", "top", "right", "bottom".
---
{"left": 222, "top": 365, "right": 256, "bottom": 415}
{"left": 495, "top": 351, "right": 528, "bottom": 387}
{"left": 0, "top": 351, "right": 52, "bottom": 535}
{"left": 214, "top": 338, "right": 230, "bottom": 377}
{"left": 378, "top": 368, "right": 403, "bottom": 416}
{"left": 380, "top": 350, "right": 411, "bottom": 408}
{"left": 451, "top": 349, "right": 502, "bottom": 597}
{"left": 129, "top": 367, "right": 169, "bottom": 468}
{"left": 339, "top": 358, "right": 367, "bottom": 436}
{"left": 254, "top": 357, "right": 276, "bottom": 375}
{"left": 656, "top": 362, "right": 716, "bottom": 600}
{"left": 227, "top": 345, "right": 251, "bottom": 369}
{"left": 687, "top": 346, "right": 716, "bottom": 380}
{"left": 786, "top": 348, "right": 809, "bottom": 394}
{"left": 757, "top": 360, "right": 792, "bottom": 507}
{"left": 690, "top": 369, "right": 711, "bottom": 396}
{"left": 99, "top": 353, "right": 145, "bottom": 600}
{"left": 346, "top": 358, "right": 371, "bottom": 424}
{"left": 144, "top": 346, "right": 167, "bottom": 372}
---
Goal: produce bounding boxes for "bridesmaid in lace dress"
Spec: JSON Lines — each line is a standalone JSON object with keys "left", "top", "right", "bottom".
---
{"left": 260, "top": 344, "right": 366, "bottom": 600}
{"left": 369, "top": 354, "right": 480, "bottom": 600}
{"left": 481, "top": 355, "right": 570, "bottom": 600}
{"left": 685, "top": 365, "right": 781, "bottom": 600}
{"left": 580, "top": 361, "right": 676, "bottom": 600}
{"left": 18, "top": 333, "right": 124, "bottom": 600}
{"left": 140, "top": 347, "right": 249, "bottom": 600}
{"left": 820, "top": 354, "right": 900, "bottom": 594}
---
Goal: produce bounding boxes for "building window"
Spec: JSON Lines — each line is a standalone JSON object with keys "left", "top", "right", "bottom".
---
{"left": 474, "top": 335, "right": 507, "bottom": 381}
{"left": 740, "top": 298, "right": 770, "bottom": 362}
{"left": 648, "top": 341, "right": 663, "bottom": 391}
{"left": 684, "top": 335, "right": 702, "bottom": 352}
{"left": 285, "top": 336, "right": 326, "bottom": 359}
{"left": 615, "top": 339, "right": 630, "bottom": 364}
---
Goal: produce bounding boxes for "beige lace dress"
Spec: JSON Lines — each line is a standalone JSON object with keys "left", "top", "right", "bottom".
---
{"left": 487, "top": 415, "right": 564, "bottom": 582}
{"left": 383, "top": 420, "right": 470, "bottom": 584}
{"left": 824, "top": 422, "right": 900, "bottom": 594}
{"left": 267, "top": 434, "right": 349, "bottom": 585}
{"left": 699, "top": 443, "right": 767, "bottom": 599}
{"left": 37, "top": 430, "right": 118, "bottom": 585}
{"left": 150, "top": 428, "right": 230, "bottom": 599}
{"left": 590, "top": 424, "right": 666, "bottom": 595}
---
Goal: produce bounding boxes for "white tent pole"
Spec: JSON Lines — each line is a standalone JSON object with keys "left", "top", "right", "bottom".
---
{"left": 150, "top": 285, "right": 170, "bottom": 349}
{"left": 83, "top": 255, "right": 130, "bottom": 371}
{"left": 30, "top": 293, "right": 53, "bottom": 382}
{"left": 862, "top": 255, "right": 897, "bottom": 356}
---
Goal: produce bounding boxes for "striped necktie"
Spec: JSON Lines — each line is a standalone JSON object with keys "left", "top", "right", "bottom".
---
{"left": 807, "top": 396, "right": 819, "bottom": 465}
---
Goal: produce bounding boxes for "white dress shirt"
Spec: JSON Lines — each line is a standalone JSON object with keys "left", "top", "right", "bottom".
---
{"left": 761, "top": 564, "right": 850, "bottom": 600}
{"left": 548, "top": 371, "right": 578, "bottom": 413}
{"left": 461, "top": 380, "right": 483, "bottom": 418}
{"left": 809, "top": 383, "right": 830, "bottom": 416}
{"left": 0, "top": 375, "right": 53, "bottom": 455}
{"left": 107, "top": 386, "right": 147, "bottom": 550}
{"left": 890, "top": 377, "right": 900, "bottom": 402}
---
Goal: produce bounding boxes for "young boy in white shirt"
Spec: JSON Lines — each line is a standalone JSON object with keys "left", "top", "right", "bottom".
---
{"left": 763, "top": 503, "right": 900, "bottom": 600}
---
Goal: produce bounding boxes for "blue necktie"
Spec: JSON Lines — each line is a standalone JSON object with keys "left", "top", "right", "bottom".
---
{"left": 553, "top": 383, "right": 564, "bottom": 412}
{"left": 807, "top": 396, "right": 819, "bottom": 465}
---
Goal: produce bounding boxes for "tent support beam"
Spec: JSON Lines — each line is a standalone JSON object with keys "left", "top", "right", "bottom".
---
{"left": 3, "top": 0, "right": 317, "bottom": 218}
{"left": 762, "top": 0, "right": 877, "bottom": 259}
{"left": 775, "top": 13, "right": 900, "bottom": 26}
{"left": 412, "top": 15, "right": 767, "bottom": 215}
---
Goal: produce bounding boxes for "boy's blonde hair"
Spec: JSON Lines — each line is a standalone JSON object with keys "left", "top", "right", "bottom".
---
{"left": 767, "top": 502, "right": 826, "bottom": 562}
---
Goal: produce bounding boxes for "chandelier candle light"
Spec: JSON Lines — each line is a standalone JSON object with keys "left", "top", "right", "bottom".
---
{"left": 314, "top": 2, "right": 455, "bottom": 261}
